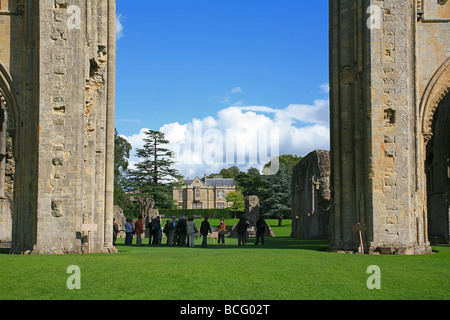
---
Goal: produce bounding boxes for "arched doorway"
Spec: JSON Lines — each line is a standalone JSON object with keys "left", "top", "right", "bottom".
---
{"left": 426, "top": 92, "right": 450, "bottom": 244}
{"left": 304, "top": 162, "right": 319, "bottom": 239}
{"left": 0, "top": 62, "right": 20, "bottom": 250}
{"left": 0, "top": 89, "right": 16, "bottom": 248}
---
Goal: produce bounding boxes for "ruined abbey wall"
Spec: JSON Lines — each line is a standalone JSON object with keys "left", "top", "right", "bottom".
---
{"left": 329, "top": 0, "right": 449, "bottom": 254}
{"left": 0, "top": 0, "right": 116, "bottom": 254}
{"left": 291, "top": 150, "right": 331, "bottom": 240}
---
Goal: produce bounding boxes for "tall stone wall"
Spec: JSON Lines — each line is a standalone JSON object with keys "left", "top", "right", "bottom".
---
{"left": 329, "top": 0, "right": 449, "bottom": 254}
{"left": 291, "top": 150, "right": 331, "bottom": 240}
{"left": 0, "top": 0, "right": 117, "bottom": 254}
{"left": 417, "top": 0, "right": 450, "bottom": 245}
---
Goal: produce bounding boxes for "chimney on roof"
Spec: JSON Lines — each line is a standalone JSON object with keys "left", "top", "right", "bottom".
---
{"left": 204, "top": 174, "right": 207, "bottom": 184}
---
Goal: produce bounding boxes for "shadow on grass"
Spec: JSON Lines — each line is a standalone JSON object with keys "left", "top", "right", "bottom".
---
{"left": 221, "top": 237, "right": 330, "bottom": 251}
{"left": 0, "top": 237, "right": 330, "bottom": 254}
{"left": 115, "top": 236, "right": 330, "bottom": 252}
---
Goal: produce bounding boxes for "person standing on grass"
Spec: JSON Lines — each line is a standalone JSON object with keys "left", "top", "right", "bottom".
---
{"left": 186, "top": 217, "right": 198, "bottom": 247}
{"left": 163, "top": 220, "right": 170, "bottom": 245}
{"left": 157, "top": 216, "right": 163, "bottom": 244}
{"left": 125, "top": 218, "right": 134, "bottom": 245}
{"left": 236, "top": 216, "right": 248, "bottom": 246}
{"left": 152, "top": 217, "right": 162, "bottom": 245}
{"left": 168, "top": 217, "right": 176, "bottom": 245}
{"left": 218, "top": 219, "right": 226, "bottom": 245}
{"left": 200, "top": 216, "right": 211, "bottom": 248}
{"left": 245, "top": 217, "right": 250, "bottom": 244}
{"left": 147, "top": 217, "right": 153, "bottom": 245}
{"left": 113, "top": 218, "right": 119, "bottom": 247}
{"left": 135, "top": 215, "right": 144, "bottom": 246}
{"left": 255, "top": 215, "right": 267, "bottom": 245}
{"left": 177, "top": 216, "right": 187, "bottom": 246}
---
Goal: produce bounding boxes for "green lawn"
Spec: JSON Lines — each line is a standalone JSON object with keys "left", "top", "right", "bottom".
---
{"left": 0, "top": 219, "right": 449, "bottom": 300}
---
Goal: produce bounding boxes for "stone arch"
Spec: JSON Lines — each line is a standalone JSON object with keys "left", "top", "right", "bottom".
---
{"left": 304, "top": 161, "right": 317, "bottom": 217}
{"left": 0, "top": 63, "right": 20, "bottom": 172}
{"left": 420, "top": 56, "right": 450, "bottom": 139}
{"left": 0, "top": 64, "right": 20, "bottom": 121}
{"left": 425, "top": 91, "right": 450, "bottom": 244}
{"left": 420, "top": 57, "right": 450, "bottom": 245}
{"left": 304, "top": 161, "right": 320, "bottom": 239}
{"left": 0, "top": 63, "right": 20, "bottom": 248}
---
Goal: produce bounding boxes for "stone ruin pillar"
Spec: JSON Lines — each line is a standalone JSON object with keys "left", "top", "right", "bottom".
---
{"left": 291, "top": 150, "right": 331, "bottom": 240}
{"left": 328, "top": 0, "right": 450, "bottom": 254}
{"left": 230, "top": 195, "right": 274, "bottom": 238}
{"left": 0, "top": 0, "right": 117, "bottom": 254}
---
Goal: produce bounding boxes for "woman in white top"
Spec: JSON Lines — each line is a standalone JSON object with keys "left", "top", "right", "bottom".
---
{"left": 186, "top": 217, "right": 198, "bottom": 247}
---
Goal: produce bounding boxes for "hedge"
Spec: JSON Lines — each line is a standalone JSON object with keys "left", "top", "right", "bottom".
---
{"left": 122, "top": 208, "right": 242, "bottom": 219}
{"left": 158, "top": 208, "right": 239, "bottom": 219}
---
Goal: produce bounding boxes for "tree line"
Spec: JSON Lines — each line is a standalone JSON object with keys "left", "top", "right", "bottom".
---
{"left": 114, "top": 129, "right": 302, "bottom": 220}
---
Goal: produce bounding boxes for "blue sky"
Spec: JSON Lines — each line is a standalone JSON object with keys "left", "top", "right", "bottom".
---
{"left": 115, "top": 0, "right": 330, "bottom": 177}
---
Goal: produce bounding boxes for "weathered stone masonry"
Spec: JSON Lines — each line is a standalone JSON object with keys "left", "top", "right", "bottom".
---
{"left": 0, "top": 0, "right": 116, "bottom": 254}
{"left": 329, "top": 0, "right": 449, "bottom": 254}
{"left": 291, "top": 150, "right": 331, "bottom": 240}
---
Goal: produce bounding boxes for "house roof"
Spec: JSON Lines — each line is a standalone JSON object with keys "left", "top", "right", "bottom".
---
{"left": 182, "top": 176, "right": 235, "bottom": 188}
{"left": 203, "top": 178, "right": 235, "bottom": 187}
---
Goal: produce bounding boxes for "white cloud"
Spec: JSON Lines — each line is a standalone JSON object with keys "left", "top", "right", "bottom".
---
{"left": 239, "top": 98, "right": 329, "bottom": 126}
{"left": 116, "top": 14, "right": 124, "bottom": 40}
{"left": 122, "top": 96, "right": 330, "bottom": 178}
{"left": 319, "top": 82, "right": 330, "bottom": 94}
{"left": 231, "top": 87, "right": 242, "bottom": 94}
{"left": 120, "top": 128, "right": 148, "bottom": 156}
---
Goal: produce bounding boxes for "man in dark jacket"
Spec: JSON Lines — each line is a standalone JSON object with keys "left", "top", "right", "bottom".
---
{"left": 236, "top": 216, "right": 248, "bottom": 246}
{"left": 176, "top": 216, "right": 187, "bottom": 246}
{"left": 200, "top": 216, "right": 211, "bottom": 248}
{"left": 255, "top": 215, "right": 267, "bottom": 245}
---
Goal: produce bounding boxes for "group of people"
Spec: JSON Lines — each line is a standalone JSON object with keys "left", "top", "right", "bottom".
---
{"left": 113, "top": 215, "right": 268, "bottom": 248}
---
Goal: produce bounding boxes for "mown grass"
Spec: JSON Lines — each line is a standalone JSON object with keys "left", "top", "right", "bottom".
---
{"left": 0, "top": 219, "right": 448, "bottom": 300}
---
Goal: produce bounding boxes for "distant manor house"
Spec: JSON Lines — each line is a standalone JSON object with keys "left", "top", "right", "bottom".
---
{"left": 173, "top": 175, "right": 235, "bottom": 209}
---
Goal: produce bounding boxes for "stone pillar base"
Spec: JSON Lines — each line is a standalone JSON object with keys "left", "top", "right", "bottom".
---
{"left": 369, "top": 244, "right": 432, "bottom": 255}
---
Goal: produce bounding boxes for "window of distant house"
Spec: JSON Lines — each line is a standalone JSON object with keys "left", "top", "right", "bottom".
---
{"left": 192, "top": 202, "right": 202, "bottom": 209}
{"left": 216, "top": 190, "right": 225, "bottom": 199}
{"left": 194, "top": 188, "right": 200, "bottom": 200}
{"left": 178, "top": 191, "right": 183, "bottom": 200}
{"left": 217, "top": 203, "right": 225, "bottom": 209}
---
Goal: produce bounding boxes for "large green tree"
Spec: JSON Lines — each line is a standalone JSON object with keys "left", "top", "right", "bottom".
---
{"left": 259, "top": 155, "right": 302, "bottom": 220}
{"left": 259, "top": 164, "right": 292, "bottom": 220}
{"left": 127, "top": 130, "right": 182, "bottom": 209}
{"left": 219, "top": 165, "right": 240, "bottom": 179}
{"left": 114, "top": 129, "right": 134, "bottom": 209}
{"left": 235, "top": 167, "right": 264, "bottom": 199}
{"left": 226, "top": 190, "right": 245, "bottom": 218}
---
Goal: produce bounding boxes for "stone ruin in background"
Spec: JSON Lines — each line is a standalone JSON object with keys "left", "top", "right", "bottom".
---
{"left": 113, "top": 206, "right": 126, "bottom": 238}
{"left": 230, "top": 195, "right": 275, "bottom": 238}
{"left": 291, "top": 150, "right": 331, "bottom": 240}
